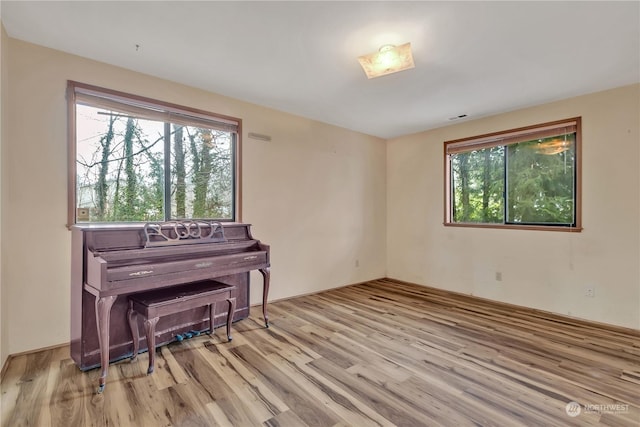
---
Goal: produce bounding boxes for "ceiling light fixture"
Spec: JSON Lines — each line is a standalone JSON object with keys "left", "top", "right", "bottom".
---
{"left": 357, "top": 42, "right": 415, "bottom": 79}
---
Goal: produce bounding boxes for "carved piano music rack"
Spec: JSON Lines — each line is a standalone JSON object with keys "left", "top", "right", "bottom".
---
{"left": 70, "top": 221, "right": 270, "bottom": 393}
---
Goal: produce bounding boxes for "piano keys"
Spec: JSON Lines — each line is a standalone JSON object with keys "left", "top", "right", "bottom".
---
{"left": 70, "top": 221, "right": 270, "bottom": 393}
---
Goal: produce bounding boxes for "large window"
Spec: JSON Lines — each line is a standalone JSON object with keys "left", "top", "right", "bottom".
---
{"left": 444, "top": 118, "right": 581, "bottom": 231}
{"left": 68, "top": 81, "right": 241, "bottom": 225}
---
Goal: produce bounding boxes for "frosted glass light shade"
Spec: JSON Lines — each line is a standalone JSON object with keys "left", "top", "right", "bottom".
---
{"left": 357, "top": 43, "right": 415, "bottom": 79}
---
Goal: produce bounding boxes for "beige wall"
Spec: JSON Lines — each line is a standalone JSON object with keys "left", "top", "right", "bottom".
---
{"left": 387, "top": 84, "right": 640, "bottom": 329}
{"left": 0, "top": 24, "right": 6, "bottom": 368}
{"left": 2, "top": 38, "right": 387, "bottom": 356}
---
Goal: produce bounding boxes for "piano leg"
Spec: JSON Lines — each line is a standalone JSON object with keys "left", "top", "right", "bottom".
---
{"left": 259, "top": 267, "right": 270, "bottom": 328}
{"left": 127, "top": 300, "right": 139, "bottom": 362}
{"left": 226, "top": 297, "right": 236, "bottom": 341}
{"left": 95, "top": 295, "right": 117, "bottom": 394}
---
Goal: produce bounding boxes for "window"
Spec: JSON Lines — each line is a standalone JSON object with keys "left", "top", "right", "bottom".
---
{"left": 444, "top": 118, "right": 581, "bottom": 231}
{"left": 67, "top": 81, "right": 241, "bottom": 226}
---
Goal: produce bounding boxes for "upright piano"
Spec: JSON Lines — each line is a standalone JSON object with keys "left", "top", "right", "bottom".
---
{"left": 70, "top": 221, "right": 270, "bottom": 392}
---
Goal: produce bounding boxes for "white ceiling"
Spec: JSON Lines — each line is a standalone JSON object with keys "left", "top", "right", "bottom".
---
{"left": 2, "top": 1, "right": 639, "bottom": 139}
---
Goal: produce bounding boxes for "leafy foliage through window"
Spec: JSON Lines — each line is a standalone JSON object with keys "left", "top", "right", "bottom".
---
{"left": 69, "top": 82, "right": 240, "bottom": 224}
{"left": 445, "top": 118, "right": 581, "bottom": 230}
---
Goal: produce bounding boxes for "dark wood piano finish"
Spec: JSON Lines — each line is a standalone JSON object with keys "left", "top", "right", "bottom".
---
{"left": 70, "top": 222, "right": 270, "bottom": 392}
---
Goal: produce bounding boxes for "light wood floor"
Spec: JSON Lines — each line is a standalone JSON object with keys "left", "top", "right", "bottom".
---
{"left": 2, "top": 279, "right": 639, "bottom": 426}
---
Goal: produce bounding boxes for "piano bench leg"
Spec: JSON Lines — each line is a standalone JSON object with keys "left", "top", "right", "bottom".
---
{"left": 144, "top": 316, "right": 159, "bottom": 375}
{"left": 208, "top": 302, "right": 216, "bottom": 336}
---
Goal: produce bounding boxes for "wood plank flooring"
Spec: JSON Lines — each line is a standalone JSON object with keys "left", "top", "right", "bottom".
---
{"left": 2, "top": 279, "right": 639, "bottom": 426}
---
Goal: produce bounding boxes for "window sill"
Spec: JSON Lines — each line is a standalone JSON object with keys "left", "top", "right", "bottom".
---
{"left": 443, "top": 222, "right": 583, "bottom": 232}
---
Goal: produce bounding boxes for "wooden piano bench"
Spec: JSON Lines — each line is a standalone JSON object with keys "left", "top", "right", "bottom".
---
{"left": 127, "top": 280, "right": 236, "bottom": 375}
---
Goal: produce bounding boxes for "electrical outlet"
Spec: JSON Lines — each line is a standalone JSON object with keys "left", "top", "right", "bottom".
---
{"left": 495, "top": 271, "right": 502, "bottom": 281}
{"left": 585, "top": 287, "right": 595, "bottom": 298}
{"left": 355, "top": 259, "right": 359, "bottom": 268}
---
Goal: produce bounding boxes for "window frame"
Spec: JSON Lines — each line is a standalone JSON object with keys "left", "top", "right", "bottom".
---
{"left": 443, "top": 117, "right": 582, "bottom": 232}
{"left": 66, "top": 81, "right": 242, "bottom": 228}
